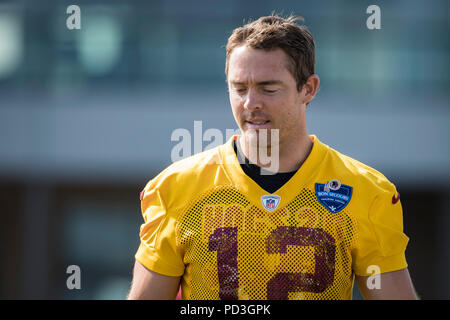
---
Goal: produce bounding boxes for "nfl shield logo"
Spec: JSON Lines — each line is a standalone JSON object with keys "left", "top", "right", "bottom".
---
{"left": 315, "top": 181, "right": 353, "bottom": 213}
{"left": 261, "top": 195, "right": 281, "bottom": 212}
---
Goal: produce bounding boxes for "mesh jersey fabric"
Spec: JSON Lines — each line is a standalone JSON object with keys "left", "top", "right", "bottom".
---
{"left": 135, "top": 135, "right": 409, "bottom": 300}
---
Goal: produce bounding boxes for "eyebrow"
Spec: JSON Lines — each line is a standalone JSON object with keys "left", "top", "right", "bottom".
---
{"left": 230, "top": 80, "right": 283, "bottom": 86}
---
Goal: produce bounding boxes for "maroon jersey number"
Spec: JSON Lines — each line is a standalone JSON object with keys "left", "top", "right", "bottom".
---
{"left": 208, "top": 227, "right": 239, "bottom": 300}
{"left": 266, "top": 226, "right": 336, "bottom": 299}
{"left": 209, "top": 226, "right": 336, "bottom": 300}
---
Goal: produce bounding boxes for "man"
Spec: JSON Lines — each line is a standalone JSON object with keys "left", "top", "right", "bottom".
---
{"left": 127, "top": 15, "right": 418, "bottom": 300}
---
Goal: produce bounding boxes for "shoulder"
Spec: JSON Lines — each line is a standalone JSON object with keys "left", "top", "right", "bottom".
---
{"left": 141, "top": 145, "right": 228, "bottom": 211}
{"left": 323, "top": 141, "right": 398, "bottom": 198}
{"left": 151, "top": 146, "right": 221, "bottom": 185}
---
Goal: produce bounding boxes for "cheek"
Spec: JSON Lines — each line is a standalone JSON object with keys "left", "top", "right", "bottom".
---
{"left": 268, "top": 94, "right": 292, "bottom": 116}
{"left": 230, "top": 95, "right": 243, "bottom": 114}
{"left": 272, "top": 95, "right": 301, "bottom": 126}
{"left": 229, "top": 95, "right": 243, "bottom": 123}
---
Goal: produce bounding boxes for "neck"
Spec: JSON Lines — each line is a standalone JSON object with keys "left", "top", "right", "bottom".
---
{"left": 239, "top": 132, "right": 313, "bottom": 173}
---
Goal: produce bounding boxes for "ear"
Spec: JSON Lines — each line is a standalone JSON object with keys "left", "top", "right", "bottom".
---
{"left": 301, "top": 74, "right": 320, "bottom": 104}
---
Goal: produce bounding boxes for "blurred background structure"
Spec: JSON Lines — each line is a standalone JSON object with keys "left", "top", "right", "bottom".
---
{"left": 0, "top": 0, "right": 449, "bottom": 299}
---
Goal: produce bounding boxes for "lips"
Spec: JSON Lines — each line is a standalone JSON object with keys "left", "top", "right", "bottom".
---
{"left": 248, "top": 121, "right": 268, "bottom": 125}
{"left": 244, "top": 119, "right": 271, "bottom": 129}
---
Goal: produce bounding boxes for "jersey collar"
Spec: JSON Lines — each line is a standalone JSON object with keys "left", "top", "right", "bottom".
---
{"left": 219, "top": 134, "right": 329, "bottom": 212}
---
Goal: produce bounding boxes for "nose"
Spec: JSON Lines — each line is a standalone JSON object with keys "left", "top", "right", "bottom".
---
{"left": 243, "top": 89, "right": 262, "bottom": 111}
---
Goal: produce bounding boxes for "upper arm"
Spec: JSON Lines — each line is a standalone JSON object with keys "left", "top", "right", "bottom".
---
{"left": 127, "top": 260, "right": 181, "bottom": 300}
{"left": 130, "top": 181, "right": 184, "bottom": 300}
{"left": 352, "top": 185, "right": 409, "bottom": 276}
{"left": 355, "top": 268, "right": 419, "bottom": 300}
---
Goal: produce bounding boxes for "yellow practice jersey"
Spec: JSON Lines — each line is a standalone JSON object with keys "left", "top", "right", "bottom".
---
{"left": 135, "top": 135, "right": 409, "bottom": 300}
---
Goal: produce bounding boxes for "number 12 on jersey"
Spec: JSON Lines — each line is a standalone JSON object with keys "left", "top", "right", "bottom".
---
{"left": 208, "top": 226, "right": 336, "bottom": 300}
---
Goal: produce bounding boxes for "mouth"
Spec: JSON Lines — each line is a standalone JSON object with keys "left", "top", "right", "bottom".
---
{"left": 245, "top": 120, "right": 271, "bottom": 129}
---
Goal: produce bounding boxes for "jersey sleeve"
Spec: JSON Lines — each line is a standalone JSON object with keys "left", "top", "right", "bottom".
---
{"left": 135, "top": 182, "right": 185, "bottom": 277}
{"left": 352, "top": 185, "right": 410, "bottom": 276}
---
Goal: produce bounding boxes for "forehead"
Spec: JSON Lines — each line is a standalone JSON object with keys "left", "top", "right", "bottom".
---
{"left": 228, "top": 46, "right": 293, "bottom": 83}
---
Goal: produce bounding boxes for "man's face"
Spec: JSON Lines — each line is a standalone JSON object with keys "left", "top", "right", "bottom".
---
{"left": 227, "top": 45, "right": 306, "bottom": 149}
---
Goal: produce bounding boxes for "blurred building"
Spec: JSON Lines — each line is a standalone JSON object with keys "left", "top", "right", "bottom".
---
{"left": 0, "top": 0, "right": 449, "bottom": 299}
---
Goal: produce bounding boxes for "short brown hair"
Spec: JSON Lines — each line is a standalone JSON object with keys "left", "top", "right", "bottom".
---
{"left": 225, "top": 14, "right": 315, "bottom": 91}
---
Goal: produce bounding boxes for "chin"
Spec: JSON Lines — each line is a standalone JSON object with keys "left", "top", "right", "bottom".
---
{"left": 243, "top": 130, "right": 274, "bottom": 149}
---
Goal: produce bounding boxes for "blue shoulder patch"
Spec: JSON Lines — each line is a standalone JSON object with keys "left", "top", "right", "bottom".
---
{"left": 315, "top": 180, "right": 353, "bottom": 213}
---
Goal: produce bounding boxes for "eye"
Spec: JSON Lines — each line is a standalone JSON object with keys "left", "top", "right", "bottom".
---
{"left": 263, "top": 88, "right": 278, "bottom": 93}
{"left": 234, "top": 87, "right": 247, "bottom": 94}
